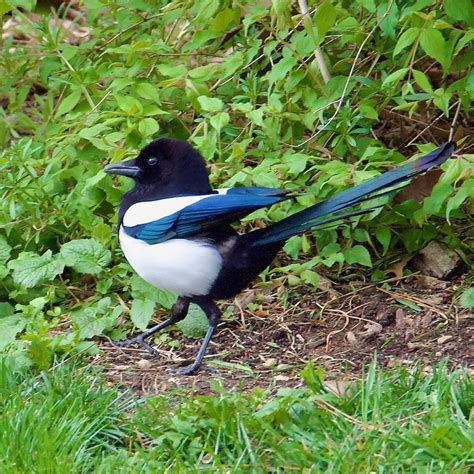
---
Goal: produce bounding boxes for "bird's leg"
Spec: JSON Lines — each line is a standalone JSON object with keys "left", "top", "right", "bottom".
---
{"left": 167, "top": 299, "right": 221, "bottom": 376}
{"left": 115, "top": 297, "right": 190, "bottom": 356}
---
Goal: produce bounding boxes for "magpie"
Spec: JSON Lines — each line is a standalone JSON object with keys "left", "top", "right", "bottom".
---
{"left": 105, "top": 138, "right": 455, "bottom": 375}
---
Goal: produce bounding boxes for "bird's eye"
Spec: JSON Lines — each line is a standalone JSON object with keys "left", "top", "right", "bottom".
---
{"left": 147, "top": 157, "right": 158, "bottom": 166}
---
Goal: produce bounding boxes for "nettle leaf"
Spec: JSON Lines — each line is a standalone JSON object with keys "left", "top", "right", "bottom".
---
{"left": 210, "top": 111, "right": 230, "bottom": 131}
{"left": 393, "top": 27, "right": 419, "bottom": 57}
{"left": 130, "top": 299, "right": 155, "bottom": 330}
{"left": 343, "top": 245, "right": 372, "bottom": 267}
{"left": 8, "top": 251, "right": 65, "bottom": 288}
{"left": 130, "top": 274, "right": 175, "bottom": 309}
{"left": 444, "top": 0, "right": 474, "bottom": 25}
{"left": 0, "top": 315, "right": 27, "bottom": 350}
{"left": 71, "top": 297, "right": 122, "bottom": 339}
{"left": 138, "top": 117, "right": 160, "bottom": 137}
{"left": 55, "top": 89, "right": 82, "bottom": 117}
{"left": 460, "top": 288, "right": 474, "bottom": 308}
{"left": 420, "top": 29, "right": 446, "bottom": 67}
{"left": 412, "top": 69, "right": 433, "bottom": 93}
{"left": 314, "top": 1, "right": 337, "bottom": 43}
{"left": 177, "top": 304, "right": 209, "bottom": 339}
{"left": 382, "top": 68, "right": 408, "bottom": 88}
{"left": 197, "top": 96, "right": 224, "bottom": 112}
{"left": 61, "top": 239, "right": 111, "bottom": 275}
{"left": 265, "top": 56, "right": 297, "bottom": 85}
{"left": 0, "top": 235, "right": 12, "bottom": 263}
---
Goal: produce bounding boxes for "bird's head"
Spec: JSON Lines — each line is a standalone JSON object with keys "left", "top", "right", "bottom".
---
{"left": 104, "top": 138, "right": 212, "bottom": 196}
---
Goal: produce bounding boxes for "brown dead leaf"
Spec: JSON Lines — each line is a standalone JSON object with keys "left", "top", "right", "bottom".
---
{"left": 394, "top": 169, "right": 442, "bottom": 204}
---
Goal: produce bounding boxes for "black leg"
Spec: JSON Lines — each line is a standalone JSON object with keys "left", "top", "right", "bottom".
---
{"left": 167, "top": 299, "right": 221, "bottom": 376}
{"left": 115, "top": 297, "right": 190, "bottom": 356}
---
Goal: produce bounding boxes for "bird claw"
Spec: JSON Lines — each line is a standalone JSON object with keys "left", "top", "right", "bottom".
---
{"left": 166, "top": 365, "right": 199, "bottom": 376}
{"left": 114, "top": 336, "right": 160, "bottom": 357}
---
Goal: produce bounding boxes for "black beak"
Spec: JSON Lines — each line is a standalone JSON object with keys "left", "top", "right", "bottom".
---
{"left": 104, "top": 159, "right": 140, "bottom": 178}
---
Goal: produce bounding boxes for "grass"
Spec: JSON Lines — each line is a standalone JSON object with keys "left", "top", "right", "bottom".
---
{"left": 0, "top": 360, "right": 472, "bottom": 472}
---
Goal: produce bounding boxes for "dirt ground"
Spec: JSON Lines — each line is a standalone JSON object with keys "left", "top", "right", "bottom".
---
{"left": 99, "top": 270, "right": 473, "bottom": 395}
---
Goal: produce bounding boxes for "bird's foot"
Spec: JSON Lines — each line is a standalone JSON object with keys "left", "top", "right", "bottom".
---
{"left": 114, "top": 335, "right": 160, "bottom": 357}
{"left": 166, "top": 364, "right": 200, "bottom": 376}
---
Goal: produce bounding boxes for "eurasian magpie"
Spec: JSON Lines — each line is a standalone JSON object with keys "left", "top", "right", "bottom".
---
{"left": 105, "top": 138, "right": 455, "bottom": 375}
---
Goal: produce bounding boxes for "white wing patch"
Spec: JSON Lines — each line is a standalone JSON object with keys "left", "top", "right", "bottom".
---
{"left": 119, "top": 226, "right": 222, "bottom": 296}
{"left": 123, "top": 195, "right": 211, "bottom": 227}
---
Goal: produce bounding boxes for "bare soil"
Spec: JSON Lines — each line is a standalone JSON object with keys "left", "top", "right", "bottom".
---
{"left": 99, "top": 272, "right": 473, "bottom": 395}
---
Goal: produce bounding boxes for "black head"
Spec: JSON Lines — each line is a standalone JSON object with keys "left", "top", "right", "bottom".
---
{"left": 104, "top": 138, "right": 212, "bottom": 198}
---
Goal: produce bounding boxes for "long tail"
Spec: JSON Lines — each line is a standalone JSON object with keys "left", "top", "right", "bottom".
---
{"left": 253, "top": 142, "right": 455, "bottom": 246}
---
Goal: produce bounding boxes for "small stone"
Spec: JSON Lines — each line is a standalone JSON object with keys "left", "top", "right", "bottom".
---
{"left": 276, "top": 363, "right": 291, "bottom": 370}
{"left": 395, "top": 308, "right": 406, "bottom": 327}
{"left": 437, "top": 335, "right": 453, "bottom": 345}
{"left": 346, "top": 331, "right": 358, "bottom": 346}
{"left": 262, "top": 358, "right": 277, "bottom": 368}
{"left": 137, "top": 359, "right": 152, "bottom": 369}
{"left": 435, "top": 351, "right": 442, "bottom": 357}
{"left": 412, "top": 241, "right": 461, "bottom": 279}
{"left": 274, "top": 374, "right": 290, "bottom": 382}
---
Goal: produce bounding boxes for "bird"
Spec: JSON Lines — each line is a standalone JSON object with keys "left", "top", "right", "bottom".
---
{"left": 104, "top": 138, "right": 455, "bottom": 375}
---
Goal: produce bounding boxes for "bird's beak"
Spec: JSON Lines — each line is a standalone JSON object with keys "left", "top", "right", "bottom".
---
{"left": 104, "top": 159, "right": 140, "bottom": 178}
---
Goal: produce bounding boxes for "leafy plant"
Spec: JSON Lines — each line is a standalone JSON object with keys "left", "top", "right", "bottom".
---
{"left": 0, "top": 0, "right": 472, "bottom": 364}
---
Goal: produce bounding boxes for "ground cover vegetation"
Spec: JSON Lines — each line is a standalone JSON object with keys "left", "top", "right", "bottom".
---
{"left": 0, "top": 0, "right": 472, "bottom": 470}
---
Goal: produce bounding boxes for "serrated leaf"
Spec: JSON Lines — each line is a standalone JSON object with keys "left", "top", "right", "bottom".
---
{"left": 55, "top": 89, "right": 82, "bottom": 117}
{"left": 420, "top": 29, "right": 446, "bottom": 67}
{"left": 210, "top": 111, "right": 230, "bottom": 131}
{"left": 460, "top": 288, "right": 474, "bottom": 308}
{"left": 265, "top": 56, "right": 297, "bottom": 85}
{"left": 444, "top": 0, "right": 473, "bottom": 25}
{"left": 61, "top": 239, "right": 111, "bottom": 275}
{"left": 393, "top": 27, "right": 419, "bottom": 57}
{"left": 412, "top": 69, "right": 433, "bottom": 93}
{"left": 177, "top": 304, "right": 209, "bottom": 339}
{"left": 197, "top": 96, "right": 224, "bottom": 112}
{"left": 71, "top": 297, "right": 122, "bottom": 339}
{"left": 131, "top": 275, "right": 175, "bottom": 309}
{"left": 343, "top": 245, "right": 372, "bottom": 267}
{"left": 8, "top": 251, "right": 65, "bottom": 288}
{"left": 0, "top": 235, "right": 11, "bottom": 263}
{"left": 314, "top": 1, "right": 337, "bottom": 44}
{"left": 0, "top": 315, "right": 27, "bottom": 350}
{"left": 382, "top": 68, "right": 408, "bottom": 88}
{"left": 130, "top": 298, "right": 155, "bottom": 330}
{"left": 375, "top": 226, "right": 391, "bottom": 254}
{"left": 138, "top": 117, "right": 160, "bottom": 137}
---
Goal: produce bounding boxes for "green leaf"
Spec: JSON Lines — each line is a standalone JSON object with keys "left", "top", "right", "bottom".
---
{"left": 0, "top": 302, "right": 14, "bottom": 318}
{"left": 138, "top": 118, "right": 160, "bottom": 137}
{"left": 344, "top": 245, "right": 372, "bottom": 267}
{"left": 130, "top": 299, "right": 155, "bottom": 330}
{"left": 210, "top": 111, "right": 230, "bottom": 131}
{"left": 60, "top": 239, "right": 111, "bottom": 275}
{"left": 71, "top": 297, "right": 122, "bottom": 339}
{"left": 8, "top": 251, "right": 65, "bottom": 288}
{"left": 382, "top": 68, "right": 408, "bottom": 88}
{"left": 460, "top": 288, "right": 474, "bottom": 308}
{"left": 0, "top": 315, "right": 27, "bottom": 350}
{"left": 0, "top": 235, "right": 11, "bottom": 263}
{"left": 55, "top": 89, "right": 82, "bottom": 117}
{"left": 396, "top": 298, "right": 422, "bottom": 312}
{"left": 444, "top": 0, "right": 474, "bottom": 25}
{"left": 420, "top": 29, "right": 446, "bottom": 67}
{"left": 314, "top": 1, "right": 337, "bottom": 43}
{"left": 301, "top": 269, "right": 320, "bottom": 287}
{"left": 375, "top": 226, "right": 391, "bottom": 254}
{"left": 265, "top": 56, "right": 297, "bottom": 85}
{"left": 131, "top": 275, "right": 175, "bottom": 309}
{"left": 412, "top": 69, "right": 433, "bottom": 93}
{"left": 177, "top": 304, "right": 209, "bottom": 339}
{"left": 197, "top": 96, "right": 224, "bottom": 112}
{"left": 393, "top": 27, "right": 419, "bottom": 57}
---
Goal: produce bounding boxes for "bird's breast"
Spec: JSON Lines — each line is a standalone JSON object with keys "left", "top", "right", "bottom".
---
{"left": 119, "top": 226, "right": 223, "bottom": 297}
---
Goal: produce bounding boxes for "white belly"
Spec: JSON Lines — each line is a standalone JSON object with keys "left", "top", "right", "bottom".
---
{"left": 119, "top": 227, "right": 223, "bottom": 296}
